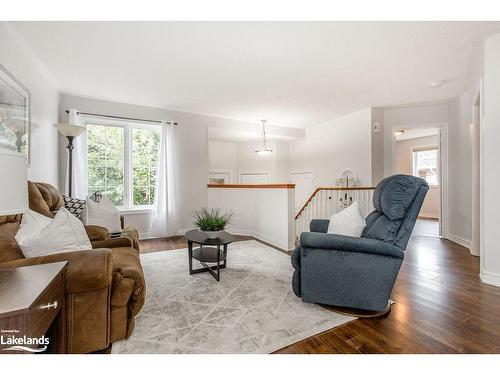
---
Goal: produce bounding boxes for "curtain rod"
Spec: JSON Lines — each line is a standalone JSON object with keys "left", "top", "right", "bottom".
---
{"left": 65, "top": 109, "right": 178, "bottom": 126}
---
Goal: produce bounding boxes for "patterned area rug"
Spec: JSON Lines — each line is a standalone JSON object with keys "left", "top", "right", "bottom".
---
{"left": 112, "top": 240, "right": 355, "bottom": 354}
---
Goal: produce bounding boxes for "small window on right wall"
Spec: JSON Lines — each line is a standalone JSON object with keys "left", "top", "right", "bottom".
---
{"left": 413, "top": 147, "right": 439, "bottom": 186}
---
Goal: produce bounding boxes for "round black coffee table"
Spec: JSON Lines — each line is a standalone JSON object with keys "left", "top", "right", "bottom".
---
{"left": 184, "top": 230, "right": 235, "bottom": 281}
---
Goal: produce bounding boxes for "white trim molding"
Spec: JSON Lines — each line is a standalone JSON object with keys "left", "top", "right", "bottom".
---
{"left": 419, "top": 212, "right": 439, "bottom": 219}
{"left": 228, "top": 228, "right": 295, "bottom": 252}
{"left": 446, "top": 233, "right": 472, "bottom": 251}
{"left": 179, "top": 227, "right": 294, "bottom": 251}
{"left": 480, "top": 270, "right": 500, "bottom": 288}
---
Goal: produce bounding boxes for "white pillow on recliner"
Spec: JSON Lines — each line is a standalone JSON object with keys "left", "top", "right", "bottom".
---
{"left": 327, "top": 201, "right": 366, "bottom": 237}
{"left": 16, "top": 207, "right": 92, "bottom": 257}
{"left": 85, "top": 195, "right": 122, "bottom": 234}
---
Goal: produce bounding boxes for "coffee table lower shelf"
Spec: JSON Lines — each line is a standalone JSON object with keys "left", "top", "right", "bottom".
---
{"left": 188, "top": 245, "right": 228, "bottom": 281}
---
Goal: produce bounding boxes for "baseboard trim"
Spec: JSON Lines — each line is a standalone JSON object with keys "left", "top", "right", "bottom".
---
{"left": 419, "top": 212, "right": 439, "bottom": 219}
{"left": 480, "top": 270, "right": 500, "bottom": 287}
{"left": 228, "top": 228, "right": 294, "bottom": 252}
{"left": 446, "top": 233, "right": 471, "bottom": 250}
{"left": 179, "top": 227, "right": 294, "bottom": 252}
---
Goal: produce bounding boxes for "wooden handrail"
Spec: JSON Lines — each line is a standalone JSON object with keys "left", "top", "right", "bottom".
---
{"left": 207, "top": 184, "right": 295, "bottom": 189}
{"left": 294, "top": 186, "right": 375, "bottom": 220}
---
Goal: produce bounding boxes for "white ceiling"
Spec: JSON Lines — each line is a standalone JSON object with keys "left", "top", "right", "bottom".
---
{"left": 7, "top": 21, "right": 500, "bottom": 128}
{"left": 208, "top": 126, "right": 299, "bottom": 143}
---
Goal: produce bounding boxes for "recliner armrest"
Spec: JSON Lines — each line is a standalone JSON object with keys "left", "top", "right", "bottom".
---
{"left": 300, "top": 232, "right": 404, "bottom": 259}
{"left": 310, "top": 219, "right": 329, "bottom": 233}
{"left": 0, "top": 249, "right": 114, "bottom": 293}
{"left": 85, "top": 225, "right": 110, "bottom": 241}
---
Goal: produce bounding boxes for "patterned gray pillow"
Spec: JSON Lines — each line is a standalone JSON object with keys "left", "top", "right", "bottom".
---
{"left": 62, "top": 195, "right": 86, "bottom": 222}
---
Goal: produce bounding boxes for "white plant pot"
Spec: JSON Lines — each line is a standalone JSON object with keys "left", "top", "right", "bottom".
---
{"left": 199, "top": 230, "right": 224, "bottom": 239}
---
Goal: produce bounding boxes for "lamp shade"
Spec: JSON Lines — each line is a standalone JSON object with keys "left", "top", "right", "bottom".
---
{"left": 0, "top": 150, "right": 28, "bottom": 215}
{"left": 54, "top": 123, "right": 86, "bottom": 137}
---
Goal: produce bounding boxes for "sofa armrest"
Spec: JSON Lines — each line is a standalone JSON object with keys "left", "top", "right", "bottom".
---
{"left": 85, "top": 225, "right": 110, "bottom": 241}
{"left": 300, "top": 232, "right": 404, "bottom": 259}
{"left": 91, "top": 237, "right": 133, "bottom": 250}
{"left": 310, "top": 219, "right": 329, "bottom": 233}
{"left": 0, "top": 249, "right": 114, "bottom": 293}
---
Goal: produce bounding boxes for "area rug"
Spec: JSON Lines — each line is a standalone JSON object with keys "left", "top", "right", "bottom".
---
{"left": 112, "top": 240, "right": 355, "bottom": 354}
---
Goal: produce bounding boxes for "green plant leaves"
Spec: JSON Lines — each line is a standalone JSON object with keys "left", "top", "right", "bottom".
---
{"left": 193, "top": 207, "right": 234, "bottom": 231}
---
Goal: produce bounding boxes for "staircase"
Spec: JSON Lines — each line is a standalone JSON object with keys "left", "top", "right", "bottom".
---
{"left": 294, "top": 187, "right": 375, "bottom": 238}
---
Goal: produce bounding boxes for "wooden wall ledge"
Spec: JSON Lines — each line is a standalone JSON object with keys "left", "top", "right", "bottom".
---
{"left": 207, "top": 184, "right": 295, "bottom": 189}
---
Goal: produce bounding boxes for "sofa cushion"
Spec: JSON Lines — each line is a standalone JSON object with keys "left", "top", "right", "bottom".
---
{"left": 373, "top": 175, "right": 426, "bottom": 221}
{"left": 361, "top": 212, "right": 401, "bottom": 243}
{"left": 28, "top": 181, "right": 64, "bottom": 218}
{"left": 86, "top": 195, "right": 122, "bottom": 234}
{"left": 16, "top": 208, "right": 92, "bottom": 257}
{"left": 63, "top": 195, "right": 86, "bottom": 221}
{"left": 327, "top": 201, "right": 366, "bottom": 237}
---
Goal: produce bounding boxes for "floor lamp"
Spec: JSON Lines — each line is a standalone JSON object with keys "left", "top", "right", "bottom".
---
{"left": 54, "top": 123, "right": 86, "bottom": 197}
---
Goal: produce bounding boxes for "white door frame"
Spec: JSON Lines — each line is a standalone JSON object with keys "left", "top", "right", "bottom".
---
{"left": 391, "top": 123, "right": 448, "bottom": 238}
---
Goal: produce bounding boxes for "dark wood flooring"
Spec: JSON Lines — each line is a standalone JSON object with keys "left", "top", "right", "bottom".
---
{"left": 139, "top": 234, "right": 500, "bottom": 354}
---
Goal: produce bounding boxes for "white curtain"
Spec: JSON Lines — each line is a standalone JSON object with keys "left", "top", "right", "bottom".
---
{"left": 66, "top": 109, "right": 88, "bottom": 199}
{"left": 150, "top": 122, "right": 179, "bottom": 237}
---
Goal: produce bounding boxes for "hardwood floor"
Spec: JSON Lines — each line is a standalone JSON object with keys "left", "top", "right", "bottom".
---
{"left": 139, "top": 234, "right": 500, "bottom": 354}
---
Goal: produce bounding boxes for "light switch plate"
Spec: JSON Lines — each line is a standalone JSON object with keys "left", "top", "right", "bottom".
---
{"left": 373, "top": 122, "right": 381, "bottom": 133}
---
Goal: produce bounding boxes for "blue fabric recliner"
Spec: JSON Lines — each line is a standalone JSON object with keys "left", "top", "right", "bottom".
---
{"left": 291, "top": 174, "right": 429, "bottom": 312}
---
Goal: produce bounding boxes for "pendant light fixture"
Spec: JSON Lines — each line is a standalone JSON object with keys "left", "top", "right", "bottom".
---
{"left": 255, "top": 120, "right": 273, "bottom": 156}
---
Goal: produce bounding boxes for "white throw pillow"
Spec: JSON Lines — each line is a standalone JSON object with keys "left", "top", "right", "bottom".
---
{"left": 85, "top": 195, "right": 122, "bottom": 233}
{"left": 14, "top": 209, "right": 52, "bottom": 244}
{"left": 16, "top": 207, "right": 92, "bottom": 257}
{"left": 327, "top": 201, "right": 366, "bottom": 237}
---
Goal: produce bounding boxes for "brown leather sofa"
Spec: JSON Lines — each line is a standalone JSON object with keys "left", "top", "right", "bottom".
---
{"left": 0, "top": 181, "right": 145, "bottom": 353}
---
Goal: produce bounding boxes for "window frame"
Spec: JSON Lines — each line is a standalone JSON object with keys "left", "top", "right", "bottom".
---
{"left": 412, "top": 145, "right": 439, "bottom": 187}
{"left": 84, "top": 117, "right": 161, "bottom": 210}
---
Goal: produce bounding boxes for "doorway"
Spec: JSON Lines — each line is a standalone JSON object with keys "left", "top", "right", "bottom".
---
{"left": 289, "top": 171, "right": 314, "bottom": 214}
{"left": 394, "top": 127, "right": 443, "bottom": 237}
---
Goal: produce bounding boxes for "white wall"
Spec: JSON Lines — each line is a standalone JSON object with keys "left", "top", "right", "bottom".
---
{"left": 371, "top": 108, "right": 385, "bottom": 185}
{"left": 59, "top": 94, "right": 284, "bottom": 236}
{"left": 208, "top": 187, "right": 295, "bottom": 251}
{"left": 289, "top": 108, "right": 373, "bottom": 187}
{"left": 382, "top": 103, "right": 448, "bottom": 178}
{"left": 208, "top": 139, "right": 290, "bottom": 183}
{"left": 0, "top": 24, "right": 59, "bottom": 186}
{"left": 395, "top": 135, "right": 440, "bottom": 219}
{"left": 237, "top": 140, "right": 289, "bottom": 183}
{"left": 208, "top": 141, "right": 238, "bottom": 182}
{"left": 481, "top": 32, "right": 500, "bottom": 287}
{"left": 448, "top": 92, "right": 474, "bottom": 246}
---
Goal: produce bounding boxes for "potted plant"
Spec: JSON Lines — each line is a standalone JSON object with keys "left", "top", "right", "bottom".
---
{"left": 193, "top": 208, "right": 234, "bottom": 239}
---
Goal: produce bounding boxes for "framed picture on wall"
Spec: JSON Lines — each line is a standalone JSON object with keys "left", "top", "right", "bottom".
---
{"left": 0, "top": 63, "right": 31, "bottom": 163}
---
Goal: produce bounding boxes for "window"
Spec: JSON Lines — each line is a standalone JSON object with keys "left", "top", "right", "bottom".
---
{"left": 413, "top": 147, "right": 439, "bottom": 186}
{"left": 87, "top": 121, "right": 161, "bottom": 208}
{"left": 87, "top": 124, "right": 125, "bottom": 205}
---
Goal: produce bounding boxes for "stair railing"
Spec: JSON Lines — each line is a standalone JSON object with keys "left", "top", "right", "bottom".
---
{"left": 294, "top": 187, "right": 376, "bottom": 239}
